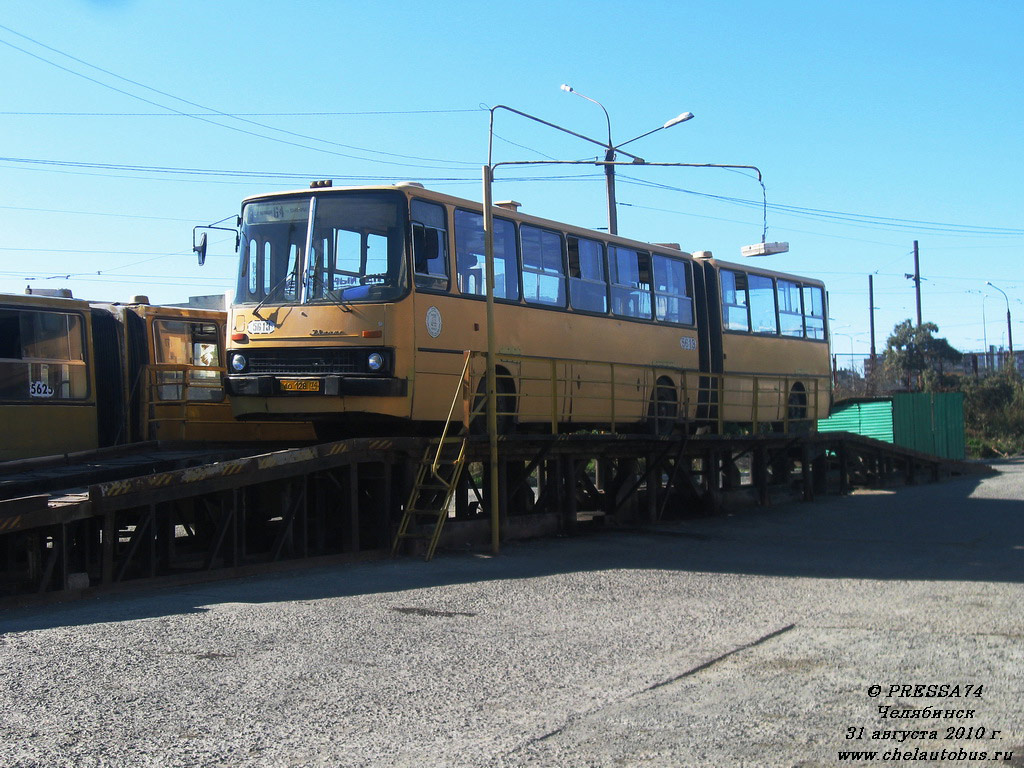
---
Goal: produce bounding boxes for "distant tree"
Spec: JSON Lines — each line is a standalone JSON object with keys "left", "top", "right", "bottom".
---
{"left": 882, "top": 320, "right": 962, "bottom": 390}
{"left": 961, "top": 372, "right": 1024, "bottom": 457}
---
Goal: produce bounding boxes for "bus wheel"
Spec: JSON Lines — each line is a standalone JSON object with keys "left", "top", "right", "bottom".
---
{"left": 647, "top": 378, "right": 678, "bottom": 436}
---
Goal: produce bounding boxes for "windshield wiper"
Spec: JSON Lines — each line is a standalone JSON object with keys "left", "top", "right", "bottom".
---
{"left": 309, "top": 271, "right": 354, "bottom": 313}
{"left": 250, "top": 273, "right": 297, "bottom": 322}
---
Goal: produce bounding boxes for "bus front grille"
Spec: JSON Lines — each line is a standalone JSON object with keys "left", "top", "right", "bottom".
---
{"left": 246, "top": 349, "right": 366, "bottom": 375}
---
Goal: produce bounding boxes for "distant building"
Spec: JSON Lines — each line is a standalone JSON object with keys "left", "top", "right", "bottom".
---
{"left": 167, "top": 294, "right": 227, "bottom": 311}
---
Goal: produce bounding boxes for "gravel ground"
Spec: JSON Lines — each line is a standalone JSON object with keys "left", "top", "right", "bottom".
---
{"left": 2, "top": 460, "right": 1022, "bottom": 767}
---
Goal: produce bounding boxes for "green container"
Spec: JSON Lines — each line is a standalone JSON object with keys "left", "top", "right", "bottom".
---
{"left": 817, "top": 392, "right": 965, "bottom": 460}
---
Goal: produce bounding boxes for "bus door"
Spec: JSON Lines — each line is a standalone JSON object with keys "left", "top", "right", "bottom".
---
{"left": 147, "top": 314, "right": 227, "bottom": 440}
{"left": 408, "top": 197, "right": 457, "bottom": 424}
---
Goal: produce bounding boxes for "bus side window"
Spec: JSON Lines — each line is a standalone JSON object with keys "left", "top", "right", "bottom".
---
{"left": 492, "top": 218, "right": 519, "bottom": 301}
{"left": 0, "top": 309, "right": 88, "bottom": 401}
{"left": 411, "top": 199, "right": 449, "bottom": 291}
{"left": 652, "top": 254, "right": 692, "bottom": 324}
{"left": 0, "top": 310, "right": 22, "bottom": 358}
{"left": 568, "top": 236, "right": 608, "bottom": 314}
{"left": 454, "top": 210, "right": 520, "bottom": 301}
{"left": 803, "top": 285, "right": 826, "bottom": 339}
{"left": 777, "top": 279, "right": 804, "bottom": 337}
{"left": 521, "top": 225, "right": 566, "bottom": 306}
{"left": 609, "top": 246, "right": 652, "bottom": 319}
{"left": 748, "top": 274, "right": 778, "bottom": 334}
{"left": 721, "top": 269, "right": 751, "bottom": 332}
{"left": 0, "top": 309, "right": 27, "bottom": 399}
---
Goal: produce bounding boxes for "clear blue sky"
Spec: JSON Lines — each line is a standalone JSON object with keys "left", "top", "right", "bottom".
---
{"left": 2, "top": 0, "right": 1021, "bottom": 358}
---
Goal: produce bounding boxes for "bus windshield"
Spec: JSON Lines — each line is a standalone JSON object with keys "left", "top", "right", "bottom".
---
{"left": 235, "top": 191, "right": 407, "bottom": 305}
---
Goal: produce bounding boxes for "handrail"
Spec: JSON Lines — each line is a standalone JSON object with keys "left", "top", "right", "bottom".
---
{"left": 432, "top": 352, "right": 474, "bottom": 475}
{"left": 143, "top": 363, "right": 227, "bottom": 439}
{"left": 457, "top": 350, "right": 828, "bottom": 434}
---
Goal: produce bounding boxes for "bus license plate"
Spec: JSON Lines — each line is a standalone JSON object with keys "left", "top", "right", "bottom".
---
{"left": 280, "top": 379, "right": 320, "bottom": 393}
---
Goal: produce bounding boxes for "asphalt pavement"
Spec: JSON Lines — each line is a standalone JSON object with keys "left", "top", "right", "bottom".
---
{"left": 2, "top": 460, "right": 1022, "bottom": 767}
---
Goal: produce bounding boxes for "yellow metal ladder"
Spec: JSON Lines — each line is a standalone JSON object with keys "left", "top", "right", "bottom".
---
{"left": 391, "top": 352, "right": 475, "bottom": 561}
{"left": 390, "top": 436, "right": 468, "bottom": 561}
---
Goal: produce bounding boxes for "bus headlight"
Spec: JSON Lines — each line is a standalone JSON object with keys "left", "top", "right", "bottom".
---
{"left": 367, "top": 352, "right": 384, "bottom": 372}
{"left": 230, "top": 353, "right": 247, "bottom": 372}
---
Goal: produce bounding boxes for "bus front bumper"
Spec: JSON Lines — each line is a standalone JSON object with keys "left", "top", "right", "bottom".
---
{"left": 225, "top": 375, "right": 407, "bottom": 398}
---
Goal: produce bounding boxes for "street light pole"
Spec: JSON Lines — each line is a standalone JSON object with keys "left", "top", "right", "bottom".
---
{"left": 981, "top": 293, "right": 989, "bottom": 358}
{"left": 986, "top": 281, "right": 1014, "bottom": 371}
{"left": 482, "top": 164, "right": 499, "bottom": 554}
{"left": 561, "top": 84, "right": 692, "bottom": 235}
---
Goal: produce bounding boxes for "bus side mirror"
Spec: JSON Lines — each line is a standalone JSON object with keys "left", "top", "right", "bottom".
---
{"left": 194, "top": 231, "right": 208, "bottom": 266}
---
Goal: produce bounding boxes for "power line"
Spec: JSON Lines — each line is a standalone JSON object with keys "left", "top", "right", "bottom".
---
{"left": 20, "top": 275, "right": 234, "bottom": 288}
{"left": 0, "top": 24, "right": 480, "bottom": 170}
{"left": 0, "top": 155, "right": 477, "bottom": 183}
{"left": 0, "top": 154, "right": 608, "bottom": 187}
{"left": 617, "top": 176, "right": 1024, "bottom": 237}
{"left": 0, "top": 109, "right": 481, "bottom": 116}
{"left": 0, "top": 203, "right": 205, "bottom": 223}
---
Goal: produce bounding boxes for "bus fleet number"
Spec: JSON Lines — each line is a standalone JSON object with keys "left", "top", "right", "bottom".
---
{"left": 30, "top": 381, "right": 55, "bottom": 398}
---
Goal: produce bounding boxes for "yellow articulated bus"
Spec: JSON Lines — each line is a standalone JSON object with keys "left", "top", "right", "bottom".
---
{"left": 0, "top": 292, "right": 312, "bottom": 461}
{"left": 220, "top": 182, "right": 831, "bottom": 438}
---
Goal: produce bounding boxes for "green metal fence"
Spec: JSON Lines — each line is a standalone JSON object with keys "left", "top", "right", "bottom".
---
{"left": 818, "top": 392, "right": 965, "bottom": 460}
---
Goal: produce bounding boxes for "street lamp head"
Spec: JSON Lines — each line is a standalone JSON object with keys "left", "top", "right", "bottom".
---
{"left": 663, "top": 112, "right": 694, "bottom": 129}
{"left": 560, "top": 84, "right": 574, "bottom": 93}
{"left": 986, "top": 281, "right": 1010, "bottom": 304}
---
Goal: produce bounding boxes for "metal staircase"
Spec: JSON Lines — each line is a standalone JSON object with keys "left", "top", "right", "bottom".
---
{"left": 391, "top": 353, "right": 475, "bottom": 561}
{"left": 390, "top": 436, "right": 467, "bottom": 561}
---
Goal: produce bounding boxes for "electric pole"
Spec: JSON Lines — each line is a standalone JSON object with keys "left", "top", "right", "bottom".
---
{"left": 913, "top": 240, "right": 922, "bottom": 326}
{"left": 869, "top": 274, "right": 877, "bottom": 375}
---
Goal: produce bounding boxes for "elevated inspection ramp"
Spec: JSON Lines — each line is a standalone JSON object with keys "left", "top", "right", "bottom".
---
{"left": 0, "top": 430, "right": 994, "bottom": 604}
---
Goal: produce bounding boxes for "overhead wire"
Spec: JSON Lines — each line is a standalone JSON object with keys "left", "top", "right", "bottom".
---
{"left": 0, "top": 24, "right": 481, "bottom": 170}
{"left": 0, "top": 109, "right": 481, "bottom": 116}
{"left": 617, "top": 176, "right": 1024, "bottom": 237}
